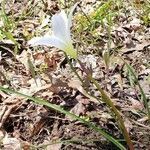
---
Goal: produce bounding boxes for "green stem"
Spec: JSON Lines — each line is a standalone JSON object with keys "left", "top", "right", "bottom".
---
{"left": 65, "top": 53, "right": 83, "bottom": 83}
{"left": 65, "top": 54, "right": 102, "bottom": 103}
{"left": 65, "top": 54, "right": 133, "bottom": 149}
{"left": 88, "top": 75, "right": 134, "bottom": 150}
{"left": 0, "top": 86, "right": 126, "bottom": 150}
{"left": 120, "top": 57, "right": 150, "bottom": 122}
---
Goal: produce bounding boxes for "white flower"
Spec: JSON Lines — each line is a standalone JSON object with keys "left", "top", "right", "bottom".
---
{"left": 28, "top": 3, "right": 78, "bottom": 59}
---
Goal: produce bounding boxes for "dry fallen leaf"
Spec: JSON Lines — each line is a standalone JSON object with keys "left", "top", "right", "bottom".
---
{"left": 46, "top": 143, "right": 62, "bottom": 150}
{"left": 130, "top": 98, "right": 144, "bottom": 110}
{"left": 16, "top": 50, "right": 30, "bottom": 73}
{"left": 70, "top": 102, "right": 86, "bottom": 116}
{"left": 124, "top": 118, "right": 133, "bottom": 132}
{"left": 68, "top": 78, "right": 98, "bottom": 103}
{"left": 2, "top": 134, "right": 21, "bottom": 150}
{"left": 40, "top": 140, "right": 62, "bottom": 150}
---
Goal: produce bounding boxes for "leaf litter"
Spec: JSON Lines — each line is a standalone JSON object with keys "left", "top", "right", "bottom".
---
{"left": 0, "top": 0, "right": 150, "bottom": 149}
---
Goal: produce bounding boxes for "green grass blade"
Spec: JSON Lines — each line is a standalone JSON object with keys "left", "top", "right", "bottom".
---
{"left": 27, "top": 54, "right": 37, "bottom": 85}
{"left": 88, "top": 75, "right": 134, "bottom": 150}
{"left": 0, "top": 86, "right": 126, "bottom": 150}
{"left": 123, "top": 60, "right": 150, "bottom": 121}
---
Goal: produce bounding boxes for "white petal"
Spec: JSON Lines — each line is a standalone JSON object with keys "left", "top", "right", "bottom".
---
{"left": 68, "top": 2, "right": 79, "bottom": 28}
{"left": 28, "top": 35, "right": 66, "bottom": 50}
{"left": 52, "top": 11, "right": 71, "bottom": 42}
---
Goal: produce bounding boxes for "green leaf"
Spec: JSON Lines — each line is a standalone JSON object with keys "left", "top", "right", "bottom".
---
{"left": 0, "top": 86, "right": 126, "bottom": 150}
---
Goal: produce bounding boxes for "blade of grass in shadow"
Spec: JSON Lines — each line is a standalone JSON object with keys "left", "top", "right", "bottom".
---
{"left": 0, "top": 86, "right": 126, "bottom": 150}
{"left": 121, "top": 58, "right": 150, "bottom": 122}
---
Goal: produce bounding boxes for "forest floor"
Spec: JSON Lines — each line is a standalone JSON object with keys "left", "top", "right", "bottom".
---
{"left": 0, "top": 0, "right": 150, "bottom": 150}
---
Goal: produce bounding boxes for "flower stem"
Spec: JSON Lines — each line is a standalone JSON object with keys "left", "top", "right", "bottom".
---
{"left": 88, "top": 75, "right": 134, "bottom": 150}
{"left": 65, "top": 53, "right": 134, "bottom": 149}
{"left": 64, "top": 53, "right": 83, "bottom": 83}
